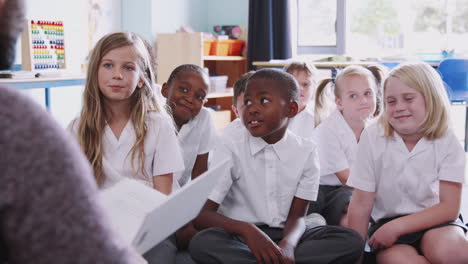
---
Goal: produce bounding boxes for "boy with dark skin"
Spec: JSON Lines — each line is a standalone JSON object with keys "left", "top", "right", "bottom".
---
{"left": 189, "top": 69, "right": 363, "bottom": 264}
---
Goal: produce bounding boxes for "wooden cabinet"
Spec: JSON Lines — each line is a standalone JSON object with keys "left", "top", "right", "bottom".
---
{"left": 203, "top": 56, "right": 247, "bottom": 87}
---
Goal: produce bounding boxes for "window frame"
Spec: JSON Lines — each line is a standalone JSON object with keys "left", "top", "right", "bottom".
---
{"left": 296, "top": 0, "right": 347, "bottom": 55}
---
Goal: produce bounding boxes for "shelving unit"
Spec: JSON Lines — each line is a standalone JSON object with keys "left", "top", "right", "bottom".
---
{"left": 203, "top": 56, "right": 247, "bottom": 88}
{"left": 156, "top": 33, "right": 247, "bottom": 125}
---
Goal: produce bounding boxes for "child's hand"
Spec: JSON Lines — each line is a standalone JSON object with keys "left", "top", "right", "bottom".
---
{"left": 368, "top": 221, "right": 401, "bottom": 250}
{"left": 242, "top": 224, "right": 283, "bottom": 264}
{"left": 278, "top": 240, "right": 296, "bottom": 264}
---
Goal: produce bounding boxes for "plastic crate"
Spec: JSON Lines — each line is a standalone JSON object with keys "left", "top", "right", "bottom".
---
{"left": 210, "top": 40, "right": 230, "bottom": 56}
{"left": 203, "top": 39, "right": 213, "bottom": 56}
{"left": 227, "top": 40, "right": 244, "bottom": 56}
{"left": 209, "top": 40, "right": 245, "bottom": 56}
{"left": 209, "top": 75, "right": 228, "bottom": 92}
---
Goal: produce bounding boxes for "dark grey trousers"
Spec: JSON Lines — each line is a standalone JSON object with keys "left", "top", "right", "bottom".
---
{"left": 189, "top": 225, "right": 363, "bottom": 264}
{"left": 308, "top": 185, "right": 353, "bottom": 225}
{"left": 143, "top": 234, "right": 197, "bottom": 264}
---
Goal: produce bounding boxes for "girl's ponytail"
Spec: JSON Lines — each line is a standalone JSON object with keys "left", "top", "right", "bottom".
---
{"left": 367, "top": 65, "right": 388, "bottom": 117}
{"left": 314, "top": 78, "right": 335, "bottom": 126}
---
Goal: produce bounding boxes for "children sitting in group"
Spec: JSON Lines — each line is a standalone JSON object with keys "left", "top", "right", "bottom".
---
{"left": 189, "top": 68, "right": 363, "bottom": 264}
{"left": 308, "top": 65, "right": 385, "bottom": 227}
{"left": 67, "top": 31, "right": 468, "bottom": 263}
{"left": 347, "top": 62, "right": 468, "bottom": 263}
{"left": 283, "top": 61, "right": 319, "bottom": 139}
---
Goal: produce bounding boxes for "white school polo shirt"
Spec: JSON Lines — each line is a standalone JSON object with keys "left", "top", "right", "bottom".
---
{"left": 68, "top": 112, "right": 185, "bottom": 189}
{"left": 209, "top": 129, "right": 320, "bottom": 228}
{"left": 313, "top": 109, "right": 358, "bottom": 186}
{"left": 347, "top": 123, "right": 466, "bottom": 222}
{"left": 289, "top": 104, "right": 315, "bottom": 140}
{"left": 176, "top": 107, "right": 217, "bottom": 187}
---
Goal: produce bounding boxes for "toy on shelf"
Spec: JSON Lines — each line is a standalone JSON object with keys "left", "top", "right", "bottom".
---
{"left": 21, "top": 20, "right": 66, "bottom": 71}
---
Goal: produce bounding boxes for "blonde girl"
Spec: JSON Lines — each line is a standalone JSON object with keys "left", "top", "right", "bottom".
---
{"left": 308, "top": 65, "right": 385, "bottom": 227}
{"left": 347, "top": 62, "right": 468, "bottom": 263}
{"left": 69, "top": 32, "right": 184, "bottom": 194}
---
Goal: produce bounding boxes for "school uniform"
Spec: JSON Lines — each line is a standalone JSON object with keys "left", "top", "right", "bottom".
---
{"left": 308, "top": 109, "right": 356, "bottom": 225}
{"left": 175, "top": 107, "right": 217, "bottom": 187}
{"left": 348, "top": 123, "right": 467, "bottom": 247}
{"left": 288, "top": 104, "right": 315, "bottom": 140}
{"left": 68, "top": 111, "right": 185, "bottom": 189}
{"left": 189, "top": 128, "right": 363, "bottom": 264}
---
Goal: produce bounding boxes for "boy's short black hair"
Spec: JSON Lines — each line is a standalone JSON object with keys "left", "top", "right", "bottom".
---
{"left": 233, "top": 71, "right": 255, "bottom": 106}
{"left": 166, "top": 64, "right": 207, "bottom": 85}
{"left": 247, "top": 68, "right": 299, "bottom": 102}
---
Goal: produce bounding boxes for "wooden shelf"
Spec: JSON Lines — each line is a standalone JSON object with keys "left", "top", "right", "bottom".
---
{"left": 207, "top": 90, "right": 233, "bottom": 99}
{"left": 204, "top": 56, "right": 246, "bottom": 61}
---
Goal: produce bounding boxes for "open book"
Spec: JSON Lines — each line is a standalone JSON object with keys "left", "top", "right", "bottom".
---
{"left": 99, "top": 159, "right": 229, "bottom": 254}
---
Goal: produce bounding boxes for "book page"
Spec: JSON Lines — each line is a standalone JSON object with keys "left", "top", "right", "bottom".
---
{"left": 99, "top": 178, "right": 167, "bottom": 244}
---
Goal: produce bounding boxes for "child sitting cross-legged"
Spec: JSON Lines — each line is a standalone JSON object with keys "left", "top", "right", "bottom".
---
{"left": 188, "top": 68, "right": 363, "bottom": 264}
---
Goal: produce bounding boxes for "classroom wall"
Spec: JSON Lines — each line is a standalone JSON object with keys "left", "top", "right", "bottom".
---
{"left": 17, "top": 0, "right": 122, "bottom": 128}
{"left": 123, "top": 0, "right": 207, "bottom": 43}
{"left": 204, "top": 0, "right": 249, "bottom": 32}
{"left": 122, "top": 0, "right": 249, "bottom": 43}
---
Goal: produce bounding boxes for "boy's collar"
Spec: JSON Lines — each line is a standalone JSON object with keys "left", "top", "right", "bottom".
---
{"left": 248, "top": 131, "right": 292, "bottom": 161}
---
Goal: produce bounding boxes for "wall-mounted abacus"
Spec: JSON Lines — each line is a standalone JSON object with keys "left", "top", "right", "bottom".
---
{"left": 21, "top": 20, "right": 66, "bottom": 71}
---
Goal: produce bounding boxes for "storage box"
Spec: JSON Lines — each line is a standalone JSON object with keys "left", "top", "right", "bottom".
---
{"left": 210, "top": 40, "right": 245, "bottom": 56}
{"left": 227, "top": 40, "right": 244, "bottom": 56}
{"left": 203, "top": 39, "right": 213, "bottom": 56}
{"left": 209, "top": 75, "right": 228, "bottom": 92}
{"left": 210, "top": 40, "right": 230, "bottom": 56}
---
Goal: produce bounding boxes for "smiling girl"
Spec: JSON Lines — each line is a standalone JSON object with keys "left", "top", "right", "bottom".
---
{"left": 347, "top": 63, "right": 468, "bottom": 263}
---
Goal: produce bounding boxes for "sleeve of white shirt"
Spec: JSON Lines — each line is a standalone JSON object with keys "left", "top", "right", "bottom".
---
{"left": 296, "top": 145, "right": 320, "bottom": 201}
{"left": 152, "top": 114, "right": 185, "bottom": 176}
{"left": 347, "top": 128, "right": 376, "bottom": 192}
{"left": 438, "top": 131, "right": 466, "bottom": 183}
{"left": 207, "top": 141, "right": 235, "bottom": 204}
{"left": 316, "top": 127, "right": 349, "bottom": 176}
{"left": 198, "top": 108, "right": 218, "bottom": 155}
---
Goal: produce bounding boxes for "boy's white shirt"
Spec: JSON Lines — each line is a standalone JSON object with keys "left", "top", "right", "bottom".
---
{"left": 312, "top": 109, "right": 358, "bottom": 186}
{"left": 288, "top": 104, "right": 315, "bottom": 140}
{"left": 209, "top": 128, "right": 320, "bottom": 228}
{"left": 175, "top": 107, "right": 217, "bottom": 187}
{"left": 347, "top": 123, "right": 466, "bottom": 222}
{"left": 68, "top": 112, "right": 185, "bottom": 189}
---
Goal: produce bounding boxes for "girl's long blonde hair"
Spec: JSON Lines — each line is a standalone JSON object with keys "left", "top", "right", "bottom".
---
{"left": 314, "top": 65, "right": 386, "bottom": 126}
{"left": 379, "top": 62, "right": 450, "bottom": 140}
{"left": 77, "top": 32, "right": 164, "bottom": 186}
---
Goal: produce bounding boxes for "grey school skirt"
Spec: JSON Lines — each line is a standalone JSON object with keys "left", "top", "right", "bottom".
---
{"left": 368, "top": 214, "right": 467, "bottom": 251}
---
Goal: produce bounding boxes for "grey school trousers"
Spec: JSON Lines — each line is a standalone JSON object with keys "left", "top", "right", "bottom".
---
{"left": 189, "top": 225, "right": 363, "bottom": 264}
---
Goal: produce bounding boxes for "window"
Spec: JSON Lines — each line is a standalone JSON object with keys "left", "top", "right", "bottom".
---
{"left": 295, "top": 0, "right": 468, "bottom": 58}
{"left": 296, "top": 0, "right": 346, "bottom": 55}
{"left": 348, "top": 0, "right": 468, "bottom": 59}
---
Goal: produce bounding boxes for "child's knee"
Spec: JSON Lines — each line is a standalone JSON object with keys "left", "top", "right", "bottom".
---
{"left": 427, "top": 242, "right": 468, "bottom": 264}
{"left": 188, "top": 228, "right": 225, "bottom": 257}
{"left": 376, "top": 249, "right": 410, "bottom": 264}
